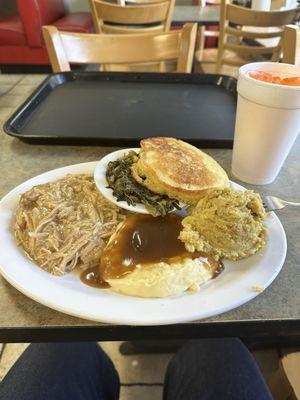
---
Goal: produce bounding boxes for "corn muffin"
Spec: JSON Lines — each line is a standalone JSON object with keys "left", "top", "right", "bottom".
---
{"left": 179, "top": 188, "right": 267, "bottom": 260}
{"left": 131, "top": 137, "right": 229, "bottom": 205}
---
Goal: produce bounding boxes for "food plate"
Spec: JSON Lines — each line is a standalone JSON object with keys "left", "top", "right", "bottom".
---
{"left": 0, "top": 162, "right": 287, "bottom": 325}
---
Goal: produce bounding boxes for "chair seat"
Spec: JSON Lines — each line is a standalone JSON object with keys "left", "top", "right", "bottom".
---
{"left": 197, "top": 62, "right": 239, "bottom": 77}
{"left": 195, "top": 48, "right": 249, "bottom": 64}
{"left": 195, "top": 49, "right": 248, "bottom": 77}
{"left": 53, "top": 12, "right": 94, "bottom": 33}
{"left": 0, "top": 13, "right": 26, "bottom": 46}
{"left": 195, "top": 48, "right": 252, "bottom": 77}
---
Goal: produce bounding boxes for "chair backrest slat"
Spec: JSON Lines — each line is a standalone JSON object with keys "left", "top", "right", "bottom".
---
{"left": 225, "top": 26, "right": 284, "bottom": 39}
{"left": 226, "top": 4, "right": 297, "bottom": 27}
{"left": 118, "top": 0, "right": 167, "bottom": 4}
{"left": 283, "top": 24, "right": 300, "bottom": 65}
{"left": 216, "top": 0, "right": 298, "bottom": 73}
{"left": 43, "top": 24, "right": 197, "bottom": 72}
{"left": 224, "top": 42, "right": 278, "bottom": 55}
{"left": 89, "top": 0, "right": 174, "bottom": 33}
{"left": 60, "top": 32, "right": 180, "bottom": 64}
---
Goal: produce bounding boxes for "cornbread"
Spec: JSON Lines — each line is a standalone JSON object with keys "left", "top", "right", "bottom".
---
{"left": 179, "top": 188, "right": 267, "bottom": 260}
{"left": 131, "top": 137, "right": 229, "bottom": 205}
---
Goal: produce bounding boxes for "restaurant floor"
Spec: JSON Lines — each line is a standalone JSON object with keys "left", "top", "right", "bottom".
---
{"left": 0, "top": 73, "right": 299, "bottom": 399}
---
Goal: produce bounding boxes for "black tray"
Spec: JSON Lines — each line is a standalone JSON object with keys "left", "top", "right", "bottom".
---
{"left": 4, "top": 72, "right": 237, "bottom": 147}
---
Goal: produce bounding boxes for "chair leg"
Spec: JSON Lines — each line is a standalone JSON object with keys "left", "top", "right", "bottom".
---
{"left": 216, "top": 38, "right": 224, "bottom": 74}
{"left": 271, "top": 37, "right": 283, "bottom": 62}
{"left": 216, "top": 54, "right": 222, "bottom": 74}
{"left": 196, "top": 26, "right": 205, "bottom": 61}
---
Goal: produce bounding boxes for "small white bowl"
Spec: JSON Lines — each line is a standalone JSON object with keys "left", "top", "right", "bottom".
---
{"left": 94, "top": 148, "right": 151, "bottom": 214}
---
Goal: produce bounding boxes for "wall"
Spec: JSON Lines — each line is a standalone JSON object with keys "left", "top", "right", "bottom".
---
{"left": 64, "top": 0, "right": 90, "bottom": 11}
{"left": 0, "top": 0, "right": 17, "bottom": 18}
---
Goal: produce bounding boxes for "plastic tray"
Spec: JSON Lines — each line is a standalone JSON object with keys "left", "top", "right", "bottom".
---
{"left": 4, "top": 72, "right": 237, "bottom": 147}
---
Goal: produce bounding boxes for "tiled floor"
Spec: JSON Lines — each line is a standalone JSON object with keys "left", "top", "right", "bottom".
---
{"left": 0, "top": 74, "right": 46, "bottom": 122}
{"left": 0, "top": 73, "right": 299, "bottom": 399}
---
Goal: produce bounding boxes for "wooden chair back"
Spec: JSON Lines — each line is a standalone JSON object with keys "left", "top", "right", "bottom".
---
{"left": 283, "top": 24, "right": 300, "bottom": 65}
{"left": 89, "top": 0, "right": 175, "bottom": 34}
{"left": 42, "top": 24, "right": 197, "bottom": 73}
{"left": 216, "top": 0, "right": 298, "bottom": 72}
{"left": 117, "top": 0, "right": 170, "bottom": 5}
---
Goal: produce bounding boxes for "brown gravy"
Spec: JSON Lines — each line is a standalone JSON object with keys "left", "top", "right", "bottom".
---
{"left": 80, "top": 214, "right": 223, "bottom": 288}
{"left": 80, "top": 266, "right": 110, "bottom": 288}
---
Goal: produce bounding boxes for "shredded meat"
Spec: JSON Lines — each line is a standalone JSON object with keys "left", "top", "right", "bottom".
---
{"left": 14, "top": 174, "right": 126, "bottom": 276}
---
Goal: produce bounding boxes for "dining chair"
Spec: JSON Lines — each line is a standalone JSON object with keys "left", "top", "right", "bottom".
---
{"left": 42, "top": 24, "right": 197, "bottom": 73}
{"left": 283, "top": 24, "right": 300, "bottom": 65}
{"left": 194, "top": 0, "right": 220, "bottom": 52}
{"left": 89, "top": 0, "right": 175, "bottom": 34}
{"left": 195, "top": 0, "right": 298, "bottom": 76}
{"left": 116, "top": 0, "right": 170, "bottom": 5}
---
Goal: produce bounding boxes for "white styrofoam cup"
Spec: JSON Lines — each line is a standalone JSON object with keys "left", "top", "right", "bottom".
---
{"left": 232, "top": 62, "right": 300, "bottom": 185}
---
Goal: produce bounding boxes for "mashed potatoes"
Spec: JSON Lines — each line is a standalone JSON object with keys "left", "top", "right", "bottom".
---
{"left": 179, "top": 188, "right": 267, "bottom": 260}
{"left": 106, "top": 258, "right": 213, "bottom": 298}
{"left": 98, "top": 213, "right": 222, "bottom": 298}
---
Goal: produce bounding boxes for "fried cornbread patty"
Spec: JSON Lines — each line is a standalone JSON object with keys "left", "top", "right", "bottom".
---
{"left": 179, "top": 188, "right": 267, "bottom": 260}
{"left": 131, "top": 138, "right": 229, "bottom": 205}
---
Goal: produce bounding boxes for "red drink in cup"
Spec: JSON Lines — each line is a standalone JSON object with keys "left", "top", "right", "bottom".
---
{"left": 247, "top": 70, "right": 300, "bottom": 86}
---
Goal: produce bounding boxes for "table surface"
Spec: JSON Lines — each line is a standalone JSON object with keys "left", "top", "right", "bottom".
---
{"left": 173, "top": 5, "right": 220, "bottom": 26}
{"left": 0, "top": 74, "right": 299, "bottom": 343}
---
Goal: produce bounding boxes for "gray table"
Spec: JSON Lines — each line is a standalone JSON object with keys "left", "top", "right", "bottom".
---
{"left": 173, "top": 5, "right": 220, "bottom": 26}
{"left": 0, "top": 74, "right": 299, "bottom": 343}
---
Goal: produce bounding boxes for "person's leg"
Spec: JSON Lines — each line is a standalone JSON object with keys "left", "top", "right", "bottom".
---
{"left": 163, "top": 338, "right": 273, "bottom": 400}
{"left": 0, "top": 342, "right": 120, "bottom": 400}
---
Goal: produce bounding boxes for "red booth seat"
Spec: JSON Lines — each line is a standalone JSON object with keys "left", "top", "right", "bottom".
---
{"left": 54, "top": 13, "right": 93, "bottom": 33}
{"left": 0, "top": 14, "right": 26, "bottom": 46}
{"left": 0, "top": 0, "right": 94, "bottom": 65}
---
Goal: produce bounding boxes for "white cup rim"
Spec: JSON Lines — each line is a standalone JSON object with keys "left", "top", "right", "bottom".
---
{"left": 239, "top": 62, "right": 300, "bottom": 91}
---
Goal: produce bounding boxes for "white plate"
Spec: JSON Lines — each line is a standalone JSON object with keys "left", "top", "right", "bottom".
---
{"left": 94, "top": 148, "right": 148, "bottom": 214}
{"left": 0, "top": 161, "right": 287, "bottom": 325}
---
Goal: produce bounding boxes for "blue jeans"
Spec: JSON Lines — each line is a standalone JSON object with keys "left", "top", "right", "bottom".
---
{"left": 0, "top": 338, "right": 273, "bottom": 400}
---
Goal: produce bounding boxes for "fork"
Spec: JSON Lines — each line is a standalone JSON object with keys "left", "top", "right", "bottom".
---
{"left": 262, "top": 196, "right": 300, "bottom": 212}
